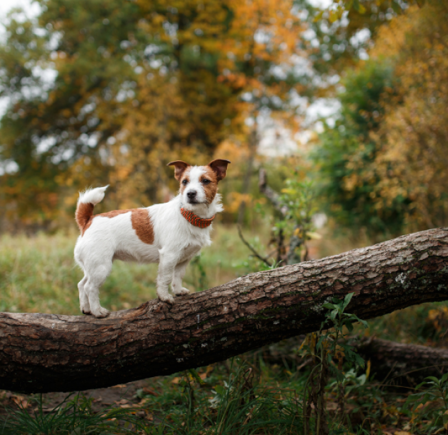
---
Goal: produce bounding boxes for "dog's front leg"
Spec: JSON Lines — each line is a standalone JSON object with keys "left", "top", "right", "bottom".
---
{"left": 171, "top": 259, "right": 191, "bottom": 296}
{"left": 156, "top": 250, "right": 179, "bottom": 304}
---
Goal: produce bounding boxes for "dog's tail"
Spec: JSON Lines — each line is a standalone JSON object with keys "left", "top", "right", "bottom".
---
{"left": 75, "top": 186, "right": 109, "bottom": 234}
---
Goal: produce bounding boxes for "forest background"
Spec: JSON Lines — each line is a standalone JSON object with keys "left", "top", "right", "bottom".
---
{"left": 1, "top": 0, "right": 446, "bottom": 237}
{"left": 1, "top": 0, "right": 448, "bottom": 434}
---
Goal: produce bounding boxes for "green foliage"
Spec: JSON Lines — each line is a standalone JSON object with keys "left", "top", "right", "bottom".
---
{"left": 0, "top": 393, "right": 142, "bottom": 434}
{"left": 313, "top": 60, "right": 409, "bottom": 237}
{"left": 276, "top": 176, "right": 317, "bottom": 263}
{"left": 234, "top": 233, "right": 275, "bottom": 273}
{"left": 327, "top": 367, "right": 384, "bottom": 426}
{"left": 313, "top": 1, "right": 448, "bottom": 235}
{"left": 239, "top": 166, "right": 318, "bottom": 270}
{"left": 320, "top": 0, "right": 425, "bottom": 19}
{"left": 406, "top": 374, "right": 448, "bottom": 434}
{"left": 185, "top": 362, "right": 303, "bottom": 434}
{"left": 301, "top": 293, "right": 368, "bottom": 433}
{"left": 189, "top": 254, "right": 208, "bottom": 292}
{"left": 292, "top": 0, "right": 415, "bottom": 93}
{"left": 0, "top": 359, "right": 305, "bottom": 434}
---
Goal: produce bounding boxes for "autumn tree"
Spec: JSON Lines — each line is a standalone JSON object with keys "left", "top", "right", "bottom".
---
{"left": 0, "top": 0, "right": 306, "bottom": 231}
{"left": 370, "top": 1, "right": 448, "bottom": 230}
{"left": 291, "top": 0, "right": 421, "bottom": 100}
{"left": 0, "top": 0, "right": 147, "bottom": 229}
{"left": 312, "top": 0, "right": 448, "bottom": 236}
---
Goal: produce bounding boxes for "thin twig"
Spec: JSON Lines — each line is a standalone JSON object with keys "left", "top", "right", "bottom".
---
{"left": 237, "top": 225, "right": 273, "bottom": 268}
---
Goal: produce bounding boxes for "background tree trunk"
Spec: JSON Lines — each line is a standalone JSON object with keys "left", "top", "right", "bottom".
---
{"left": 354, "top": 336, "right": 448, "bottom": 385}
{"left": 261, "top": 335, "right": 448, "bottom": 384}
{"left": 0, "top": 228, "right": 447, "bottom": 393}
{"left": 237, "top": 125, "right": 258, "bottom": 225}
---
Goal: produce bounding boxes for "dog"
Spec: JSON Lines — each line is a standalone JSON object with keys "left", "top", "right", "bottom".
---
{"left": 74, "top": 159, "right": 230, "bottom": 318}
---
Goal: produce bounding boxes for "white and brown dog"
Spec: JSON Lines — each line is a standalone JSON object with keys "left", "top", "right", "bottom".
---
{"left": 74, "top": 159, "right": 230, "bottom": 318}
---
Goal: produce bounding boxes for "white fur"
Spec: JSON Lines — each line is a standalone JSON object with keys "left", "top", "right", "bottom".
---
{"left": 74, "top": 168, "right": 223, "bottom": 318}
{"left": 78, "top": 185, "right": 108, "bottom": 205}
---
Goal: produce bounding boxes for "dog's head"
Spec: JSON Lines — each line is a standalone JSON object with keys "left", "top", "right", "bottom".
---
{"left": 167, "top": 159, "right": 231, "bottom": 206}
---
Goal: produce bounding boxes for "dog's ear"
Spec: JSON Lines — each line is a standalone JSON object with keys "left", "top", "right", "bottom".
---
{"left": 167, "top": 160, "right": 191, "bottom": 181}
{"left": 208, "top": 159, "right": 231, "bottom": 181}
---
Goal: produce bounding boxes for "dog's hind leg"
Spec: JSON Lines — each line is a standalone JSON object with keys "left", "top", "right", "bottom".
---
{"left": 84, "top": 264, "right": 112, "bottom": 318}
{"left": 171, "top": 259, "right": 190, "bottom": 296}
{"left": 78, "top": 276, "right": 91, "bottom": 315}
{"left": 156, "top": 250, "right": 179, "bottom": 304}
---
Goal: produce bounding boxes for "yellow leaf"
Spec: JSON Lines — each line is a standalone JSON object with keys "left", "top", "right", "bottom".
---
{"left": 364, "top": 360, "right": 370, "bottom": 381}
{"left": 313, "top": 10, "right": 324, "bottom": 23}
{"left": 307, "top": 232, "right": 322, "bottom": 240}
{"left": 281, "top": 188, "right": 296, "bottom": 195}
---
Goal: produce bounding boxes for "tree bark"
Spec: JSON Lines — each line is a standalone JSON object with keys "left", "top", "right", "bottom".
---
{"left": 0, "top": 228, "right": 447, "bottom": 394}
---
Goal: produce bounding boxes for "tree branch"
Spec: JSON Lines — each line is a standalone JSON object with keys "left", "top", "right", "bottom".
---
{"left": 0, "top": 228, "right": 447, "bottom": 393}
{"left": 237, "top": 224, "right": 273, "bottom": 268}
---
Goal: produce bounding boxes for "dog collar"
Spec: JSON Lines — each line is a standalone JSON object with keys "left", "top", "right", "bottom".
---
{"left": 180, "top": 207, "right": 215, "bottom": 228}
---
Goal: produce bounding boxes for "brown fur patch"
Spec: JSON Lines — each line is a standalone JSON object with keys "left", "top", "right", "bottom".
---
{"left": 201, "top": 167, "right": 219, "bottom": 204}
{"left": 131, "top": 209, "right": 154, "bottom": 244}
{"left": 179, "top": 169, "right": 191, "bottom": 196}
{"left": 208, "top": 159, "right": 230, "bottom": 181}
{"left": 168, "top": 160, "right": 191, "bottom": 181}
{"left": 81, "top": 208, "right": 154, "bottom": 244}
{"left": 76, "top": 203, "right": 94, "bottom": 235}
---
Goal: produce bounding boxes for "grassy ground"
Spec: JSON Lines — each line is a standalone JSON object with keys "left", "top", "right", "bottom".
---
{"left": 0, "top": 359, "right": 306, "bottom": 435}
{"left": 0, "top": 225, "right": 263, "bottom": 315}
{"left": 1, "top": 226, "right": 448, "bottom": 434}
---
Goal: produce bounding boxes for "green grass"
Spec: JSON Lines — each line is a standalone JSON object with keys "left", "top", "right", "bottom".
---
{"left": 0, "top": 359, "right": 306, "bottom": 435}
{"left": 0, "top": 225, "right": 266, "bottom": 315}
{"left": 136, "top": 360, "right": 305, "bottom": 435}
{"left": 0, "top": 393, "right": 143, "bottom": 435}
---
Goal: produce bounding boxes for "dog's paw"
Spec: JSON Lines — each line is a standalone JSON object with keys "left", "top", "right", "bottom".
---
{"left": 81, "top": 303, "right": 91, "bottom": 315}
{"left": 158, "top": 294, "right": 175, "bottom": 304}
{"left": 174, "top": 287, "right": 190, "bottom": 296}
{"left": 91, "top": 307, "right": 110, "bottom": 318}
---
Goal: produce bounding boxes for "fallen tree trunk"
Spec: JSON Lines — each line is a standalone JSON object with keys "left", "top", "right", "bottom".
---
{"left": 0, "top": 228, "right": 447, "bottom": 393}
{"left": 261, "top": 335, "right": 448, "bottom": 384}
{"left": 355, "top": 337, "right": 448, "bottom": 385}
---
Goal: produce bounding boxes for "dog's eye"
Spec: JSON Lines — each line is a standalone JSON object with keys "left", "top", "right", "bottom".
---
{"left": 202, "top": 179, "right": 211, "bottom": 185}
{"left": 182, "top": 179, "right": 188, "bottom": 185}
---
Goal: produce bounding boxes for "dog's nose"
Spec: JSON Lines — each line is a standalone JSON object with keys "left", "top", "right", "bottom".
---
{"left": 187, "top": 191, "right": 197, "bottom": 199}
